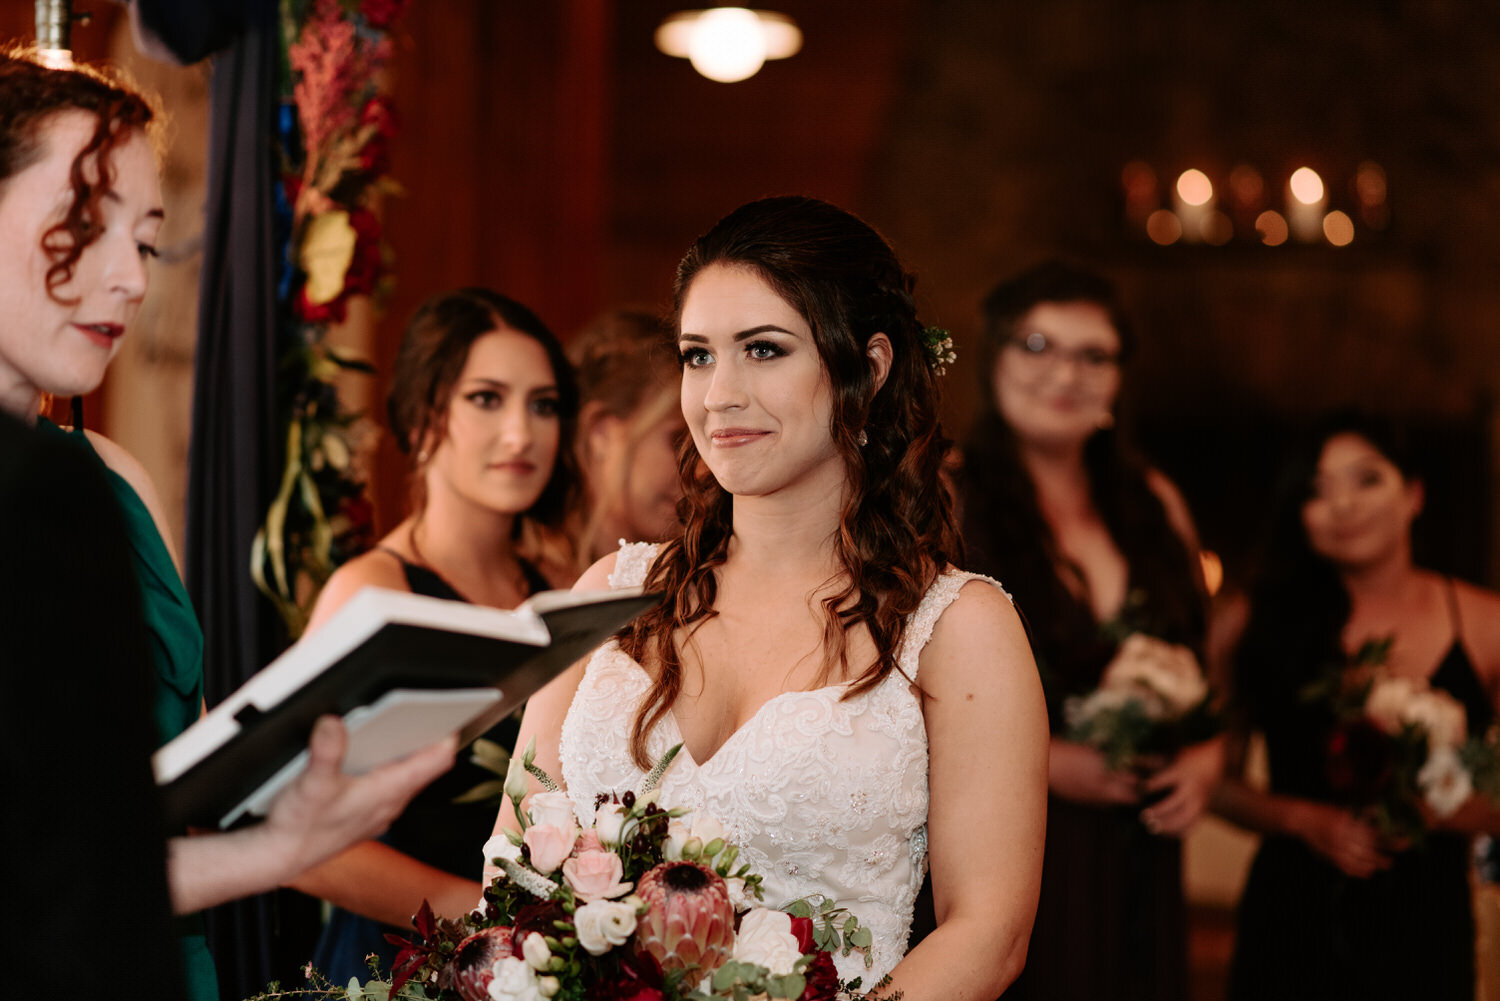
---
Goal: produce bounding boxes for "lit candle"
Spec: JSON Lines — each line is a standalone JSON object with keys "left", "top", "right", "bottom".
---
{"left": 1173, "top": 169, "right": 1214, "bottom": 242}
{"left": 1287, "top": 167, "right": 1325, "bottom": 243}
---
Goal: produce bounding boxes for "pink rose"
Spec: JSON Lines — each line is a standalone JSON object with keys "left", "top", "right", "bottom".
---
{"left": 574, "top": 829, "right": 605, "bottom": 856}
{"left": 523, "top": 824, "right": 574, "bottom": 875}
{"left": 562, "top": 850, "right": 634, "bottom": 901}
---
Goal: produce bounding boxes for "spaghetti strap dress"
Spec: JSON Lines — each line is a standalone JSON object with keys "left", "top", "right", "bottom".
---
{"left": 1229, "top": 579, "right": 1487, "bottom": 1001}
{"left": 38, "top": 419, "right": 219, "bottom": 1001}
{"left": 311, "top": 550, "right": 547, "bottom": 984}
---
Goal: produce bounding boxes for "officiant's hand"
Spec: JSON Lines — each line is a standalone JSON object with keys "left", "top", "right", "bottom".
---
{"left": 265, "top": 715, "right": 458, "bottom": 876}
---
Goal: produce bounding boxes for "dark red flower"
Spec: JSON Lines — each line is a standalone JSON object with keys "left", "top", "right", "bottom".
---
{"left": 788, "top": 915, "right": 815, "bottom": 953}
{"left": 798, "top": 950, "right": 839, "bottom": 1001}
{"left": 357, "top": 95, "right": 398, "bottom": 175}
{"left": 361, "top": 0, "right": 411, "bottom": 30}
{"left": 588, "top": 949, "right": 664, "bottom": 1001}
{"left": 1325, "top": 719, "right": 1394, "bottom": 805}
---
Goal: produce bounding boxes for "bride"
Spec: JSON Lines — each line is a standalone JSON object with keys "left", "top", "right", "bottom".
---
{"left": 492, "top": 196, "right": 1047, "bottom": 1000}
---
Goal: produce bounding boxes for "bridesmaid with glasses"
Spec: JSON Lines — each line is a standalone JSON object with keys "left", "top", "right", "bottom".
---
{"left": 954, "top": 260, "right": 1217, "bottom": 1000}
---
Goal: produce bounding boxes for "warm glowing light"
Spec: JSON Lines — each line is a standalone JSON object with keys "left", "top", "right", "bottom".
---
{"left": 36, "top": 47, "right": 73, "bottom": 69}
{"left": 1146, "top": 209, "right": 1183, "bottom": 245}
{"left": 655, "top": 8, "right": 802, "bottom": 83}
{"left": 1228, "top": 165, "right": 1264, "bottom": 207}
{"left": 1176, "top": 169, "right": 1213, "bottom": 207}
{"left": 1203, "top": 210, "right": 1234, "bottom": 246}
{"left": 1323, "top": 210, "right": 1355, "bottom": 246}
{"left": 1199, "top": 551, "right": 1224, "bottom": 598}
{"left": 1289, "top": 167, "right": 1325, "bottom": 204}
{"left": 1255, "top": 210, "right": 1288, "bottom": 246}
{"left": 1355, "top": 162, "right": 1387, "bottom": 206}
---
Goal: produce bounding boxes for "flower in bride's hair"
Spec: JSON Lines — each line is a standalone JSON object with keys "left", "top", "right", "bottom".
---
{"left": 523, "top": 824, "right": 575, "bottom": 876}
{"left": 564, "top": 850, "right": 634, "bottom": 901}
{"left": 731, "top": 908, "right": 802, "bottom": 976}
{"left": 1418, "top": 744, "right": 1474, "bottom": 818}
{"left": 528, "top": 791, "right": 578, "bottom": 830}
{"left": 574, "top": 898, "right": 640, "bottom": 956}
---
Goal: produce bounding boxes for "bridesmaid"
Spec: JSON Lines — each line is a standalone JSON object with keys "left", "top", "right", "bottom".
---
{"left": 1213, "top": 412, "right": 1500, "bottom": 1000}
{"left": 293, "top": 288, "right": 579, "bottom": 982}
{"left": 955, "top": 261, "right": 1217, "bottom": 1000}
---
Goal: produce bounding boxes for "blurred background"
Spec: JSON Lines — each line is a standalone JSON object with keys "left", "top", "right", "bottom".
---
{"left": 5, "top": 1, "right": 1499, "bottom": 995}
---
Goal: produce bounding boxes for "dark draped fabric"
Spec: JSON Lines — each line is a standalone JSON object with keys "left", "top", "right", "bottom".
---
{"left": 136, "top": 0, "right": 325, "bottom": 996}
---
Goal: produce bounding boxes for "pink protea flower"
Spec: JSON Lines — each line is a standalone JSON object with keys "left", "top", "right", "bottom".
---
{"left": 633, "top": 861, "right": 735, "bottom": 974}
{"left": 448, "top": 926, "right": 515, "bottom": 1001}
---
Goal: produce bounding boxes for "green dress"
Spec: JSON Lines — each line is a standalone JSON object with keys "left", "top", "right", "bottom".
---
{"left": 41, "top": 420, "right": 219, "bottom": 1001}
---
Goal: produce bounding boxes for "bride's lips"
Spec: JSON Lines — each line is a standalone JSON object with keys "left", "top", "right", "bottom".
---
{"left": 488, "top": 460, "right": 537, "bottom": 474}
{"left": 73, "top": 322, "right": 124, "bottom": 349}
{"left": 710, "top": 427, "right": 769, "bottom": 447}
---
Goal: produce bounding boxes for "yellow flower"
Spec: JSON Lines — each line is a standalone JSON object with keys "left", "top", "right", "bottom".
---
{"left": 300, "top": 210, "right": 357, "bottom": 304}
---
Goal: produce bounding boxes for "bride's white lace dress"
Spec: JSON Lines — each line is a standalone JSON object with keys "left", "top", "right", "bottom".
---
{"left": 559, "top": 543, "right": 1007, "bottom": 983}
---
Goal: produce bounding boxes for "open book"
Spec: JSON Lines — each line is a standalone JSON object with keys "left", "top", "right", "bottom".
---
{"left": 153, "top": 585, "right": 659, "bottom": 829}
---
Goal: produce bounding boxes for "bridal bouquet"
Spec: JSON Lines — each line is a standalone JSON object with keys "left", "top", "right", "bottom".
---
{"left": 1063, "top": 633, "right": 1217, "bottom": 770}
{"left": 1304, "top": 638, "right": 1500, "bottom": 838}
{"left": 341, "top": 740, "right": 866, "bottom": 1001}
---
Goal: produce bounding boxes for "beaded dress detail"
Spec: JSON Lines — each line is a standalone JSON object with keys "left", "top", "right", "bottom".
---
{"left": 559, "top": 543, "right": 1008, "bottom": 983}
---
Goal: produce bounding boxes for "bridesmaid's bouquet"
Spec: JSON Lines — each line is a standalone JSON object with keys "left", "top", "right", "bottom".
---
{"left": 282, "top": 740, "right": 869, "bottom": 1001}
{"left": 1304, "top": 638, "right": 1500, "bottom": 838}
{"left": 1063, "top": 633, "right": 1217, "bottom": 770}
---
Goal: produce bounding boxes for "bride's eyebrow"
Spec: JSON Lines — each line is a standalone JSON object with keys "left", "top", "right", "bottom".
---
{"left": 679, "top": 325, "right": 797, "bottom": 343}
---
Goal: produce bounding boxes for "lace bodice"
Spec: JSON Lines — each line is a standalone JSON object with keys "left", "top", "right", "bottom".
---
{"left": 559, "top": 543, "right": 1008, "bottom": 984}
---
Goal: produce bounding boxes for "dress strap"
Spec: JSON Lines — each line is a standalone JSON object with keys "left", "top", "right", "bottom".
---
{"left": 608, "top": 541, "right": 660, "bottom": 589}
{"left": 896, "top": 569, "right": 1012, "bottom": 682}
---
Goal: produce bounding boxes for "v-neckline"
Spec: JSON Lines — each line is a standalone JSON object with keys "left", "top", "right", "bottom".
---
{"left": 627, "top": 657, "right": 855, "bottom": 770}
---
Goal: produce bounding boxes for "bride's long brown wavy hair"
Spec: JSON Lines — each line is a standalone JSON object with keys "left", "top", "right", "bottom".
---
{"left": 618, "top": 196, "right": 960, "bottom": 768}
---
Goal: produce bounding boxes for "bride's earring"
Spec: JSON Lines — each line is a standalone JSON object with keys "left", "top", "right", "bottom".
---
{"left": 857, "top": 429, "right": 869, "bottom": 447}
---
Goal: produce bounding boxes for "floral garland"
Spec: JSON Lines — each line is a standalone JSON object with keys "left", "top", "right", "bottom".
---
{"left": 252, "top": 0, "right": 408, "bottom": 636}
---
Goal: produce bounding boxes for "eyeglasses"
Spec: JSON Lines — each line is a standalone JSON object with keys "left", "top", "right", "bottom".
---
{"left": 1004, "top": 331, "right": 1121, "bottom": 379}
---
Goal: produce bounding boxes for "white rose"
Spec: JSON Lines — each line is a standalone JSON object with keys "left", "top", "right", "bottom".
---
{"left": 487, "top": 957, "right": 544, "bottom": 1001}
{"left": 521, "top": 932, "right": 552, "bottom": 972}
{"left": 574, "top": 899, "right": 640, "bottom": 956}
{"left": 483, "top": 833, "right": 522, "bottom": 866}
{"left": 1402, "top": 689, "right": 1468, "bottom": 750}
{"left": 1102, "top": 634, "right": 1207, "bottom": 718}
{"left": 732, "top": 908, "right": 803, "bottom": 976}
{"left": 1418, "top": 744, "right": 1475, "bottom": 818}
{"left": 663, "top": 818, "right": 691, "bottom": 861}
{"left": 1064, "top": 686, "right": 1144, "bottom": 730}
{"left": 593, "top": 803, "right": 637, "bottom": 848}
{"left": 1365, "top": 676, "right": 1418, "bottom": 736}
{"left": 724, "top": 876, "right": 754, "bottom": 913}
{"left": 528, "top": 790, "right": 578, "bottom": 830}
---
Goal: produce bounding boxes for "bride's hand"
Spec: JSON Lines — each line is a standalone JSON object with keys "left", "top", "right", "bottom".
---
{"left": 1048, "top": 738, "right": 1143, "bottom": 806}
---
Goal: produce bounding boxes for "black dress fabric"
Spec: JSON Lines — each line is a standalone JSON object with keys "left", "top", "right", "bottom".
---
{"left": 0, "top": 414, "right": 187, "bottom": 1001}
{"left": 310, "top": 551, "right": 545, "bottom": 983}
{"left": 1000, "top": 582, "right": 1189, "bottom": 1001}
{"left": 1229, "top": 583, "right": 1487, "bottom": 1001}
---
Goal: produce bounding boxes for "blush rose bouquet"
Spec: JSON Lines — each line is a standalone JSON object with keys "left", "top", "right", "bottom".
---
{"left": 267, "top": 740, "right": 872, "bottom": 1001}
{"left": 1305, "top": 637, "right": 1500, "bottom": 839}
{"left": 1063, "top": 633, "right": 1218, "bottom": 770}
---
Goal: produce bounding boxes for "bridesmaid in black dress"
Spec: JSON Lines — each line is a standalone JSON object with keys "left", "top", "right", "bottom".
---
{"left": 1214, "top": 413, "right": 1500, "bottom": 1000}
{"left": 291, "top": 288, "right": 580, "bottom": 983}
{"left": 954, "top": 261, "right": 1217, "bottom": 1001}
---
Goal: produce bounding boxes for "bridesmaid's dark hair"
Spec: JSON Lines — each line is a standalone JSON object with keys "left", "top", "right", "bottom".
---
{"left": 1232, "top": 412, "right": 1420, "bottom": 726}
{"left": 387, "top": 286, "right": 580, "bottom": 531}
{"left": 960, "top": 260, "right": 1203, "bottom": 711}
{"left": 619, "top": 195, "right": 960, "bottom": 768}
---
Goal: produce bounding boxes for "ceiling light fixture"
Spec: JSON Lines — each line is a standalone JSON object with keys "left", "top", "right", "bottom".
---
{"left": 655, "top": 7, "right": 802, "bottom": 83}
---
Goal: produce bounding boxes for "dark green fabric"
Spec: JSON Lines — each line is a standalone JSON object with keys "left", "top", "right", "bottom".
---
{"left": 39, "top": 419, "right": 218, "bottom": 1001}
